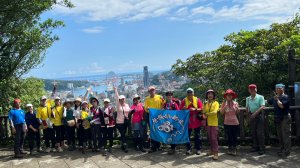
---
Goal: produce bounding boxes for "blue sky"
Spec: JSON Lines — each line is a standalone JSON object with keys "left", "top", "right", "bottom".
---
{"left": 26, "top": 0, "right": 300, "bottom": 79}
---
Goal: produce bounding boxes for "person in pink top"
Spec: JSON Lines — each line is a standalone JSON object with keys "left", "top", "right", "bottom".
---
{"left": 114, "top": 86, "right": 131, "bottom": 153}
{"left": 130, "top": 94, "right": 146, "bottom": 152}
{"left": 220, "top": 89, "right": 240, "bottom": 156}
{"left": 163, "top": 91, "right": 181, "bottom": 155}
{"left": 180, "top": 88, "right": 204, "bottom": 155}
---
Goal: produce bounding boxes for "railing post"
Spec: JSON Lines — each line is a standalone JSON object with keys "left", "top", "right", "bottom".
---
{"left": 264, "top": 111, "right": 270, "bottom": 145}
{"left": 239, "top": 108, "right": 245, "bottom": 143}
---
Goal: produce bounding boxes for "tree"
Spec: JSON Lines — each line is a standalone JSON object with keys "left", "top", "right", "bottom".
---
{"left": 172, "top": 13, "right": 300, "bottom": 105}
{"left": 0, "top": 0, "right": 73, "bottom": 113}
{"left": 0, "top": 77, "right": 46, "bottom": 115}
{"left": 0, "top": 0, "right": 72, "bottom": 80}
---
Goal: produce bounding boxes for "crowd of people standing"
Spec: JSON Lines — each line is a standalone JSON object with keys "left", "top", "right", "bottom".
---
{"left": 8, "top": 83, "right": 291, "bottom": 160}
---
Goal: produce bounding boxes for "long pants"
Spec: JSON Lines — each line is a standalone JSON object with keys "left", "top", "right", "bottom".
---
{"left": 14, "top": 124, "right": 26, "bottom": 154}
{"left": 133, "top": 123, "right": 144, "bottom": 148}
{"left": 78, "top": 126, "right": 91, "bottom": 147}
{"left": 250, "top": 113, "right": 265, "bottom": 151}
{"left": 224, "top": 125, "right": 239, "bottom": 149}
{"left": 44, "top": 127, "right": 55, "bottom": 148}
{"left": 207, "top": 126, "right": 218, "bottom": 153}
{"left": 91, "top": 124, "right": 102, "bottom": 149}
{"left": 186, "top": 127, "right": 202, "bottom": 150}
{"left": 102, "top": 127, "right": 114, "bottom": 148}
{"left": 276, "top": 114, "right": 291, "bottom": 154}
{"left": 53, "top": 125, "right": 64, "bottom": 144}
{"left": 65, "top": 126, "right": 75, "bottom": 147}
{"left": 117, "top": 123, "right": 128, "bottom": 145}
{"left": 28, "top": 129, "right": 41, "bottom": 151}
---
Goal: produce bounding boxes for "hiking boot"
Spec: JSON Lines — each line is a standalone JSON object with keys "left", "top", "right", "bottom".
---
{"left": 196, "top": 150, "right": 201, "bottom": 155}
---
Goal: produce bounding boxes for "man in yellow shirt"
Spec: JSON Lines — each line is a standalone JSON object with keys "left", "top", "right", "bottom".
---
{"left": 51, "top": 97, "right": 64, "bottom": 152}
{"left": 36, "top": 96, "right": 55, "bottom": 153}
{"left": 144, "top": 86, "right": 164, "bottom": 153}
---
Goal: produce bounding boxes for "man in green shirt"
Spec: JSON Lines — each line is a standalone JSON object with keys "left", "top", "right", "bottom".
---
{"left": 246, "top": 84, "right": 266, "bottom": 155}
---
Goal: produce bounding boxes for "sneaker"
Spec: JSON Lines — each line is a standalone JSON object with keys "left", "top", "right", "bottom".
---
{"left": 45, "top": 148, "right": 51, "bottom": 153}
{"left": 213, "top": 154, "right": 219, "bottom": 160}
{"left": 57, "top": 147, "right": 63, "bottom": 153}
{"left": 37, "top": 147, "right": 43, "bottom": 152}
{"left": 227, "top": 149, "right": 232, "bottom": 155}
{"left": 232, "top": 149, "right": 237, "bottom": 156}
{"left": 168, "top": 149, "right": 175, "bottom": 155}
{"left": 186, "top": 149, "right": 192, "bottom": 155}
{"left": 51, "top": 148, "right": 56, "bottom": 152}
{"left": 135, "top": 146, "right": 140, "bottom": 151}
{"left": 196, "top": 150, "right": 201, "bottom": 155}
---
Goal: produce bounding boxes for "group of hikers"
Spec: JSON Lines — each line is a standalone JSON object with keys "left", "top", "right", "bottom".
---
{"left": 9, "top": 83, "right": 291, "bottom": 160}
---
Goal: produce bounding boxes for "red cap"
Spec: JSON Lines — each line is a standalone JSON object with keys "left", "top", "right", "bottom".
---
{"left": 248, "top": 84, "right": 257, "bottom": 89}
{"left": 13, "top": 99, "right": 21, "bottom": 104}
{"left": 224, "top": 89, "right": 237, "bottom": 99}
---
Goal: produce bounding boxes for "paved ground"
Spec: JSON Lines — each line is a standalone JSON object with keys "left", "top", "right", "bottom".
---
{"left": 0, "top": 146, "right": 299, "bottom": 168}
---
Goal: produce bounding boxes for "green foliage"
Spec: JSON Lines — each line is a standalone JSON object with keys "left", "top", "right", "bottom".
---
{"left": 0, "top": 77, "right": 46, "bottom": 115}
{"left": 172, "top": 13, "right": 300, "bottom": 106}
{"left": 0, "top": 0, "right": 72, "bottom": 80}
{"left": 0, "top": 0, "right": 73, "bottom": 114}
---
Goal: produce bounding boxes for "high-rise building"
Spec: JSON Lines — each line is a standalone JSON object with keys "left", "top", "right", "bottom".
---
{"left": 143, "top": 66, "right": 149, "bottom": 87}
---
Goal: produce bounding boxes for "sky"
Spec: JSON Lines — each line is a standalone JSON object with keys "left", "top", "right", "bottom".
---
{"left": 26, "top": 0, "right": 300, "bottom": 79}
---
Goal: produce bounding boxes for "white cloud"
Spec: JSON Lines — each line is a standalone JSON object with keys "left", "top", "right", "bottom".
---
{"left": 54, "top": 0, "right": 300, "bottom": 28}
{"left": 53, "top": 0, "right": 198, "bottom": 21}
{"left": 187, "top": 0, "right": 300, "bottom": 25}
{"left": 82, "top": 26, "right": 104, "bottom": 34}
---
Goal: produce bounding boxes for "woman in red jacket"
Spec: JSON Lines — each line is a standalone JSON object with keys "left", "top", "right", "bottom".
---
{"left": 180, "top": 88, "right": 204, "bottom": 155}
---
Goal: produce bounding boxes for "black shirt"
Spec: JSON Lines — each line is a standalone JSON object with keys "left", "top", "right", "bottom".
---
{"left": 267, "top": 94, "right": 290, "bottom": 120}
{"left": 25, "top": 111, "right": 40, "bottom": 129}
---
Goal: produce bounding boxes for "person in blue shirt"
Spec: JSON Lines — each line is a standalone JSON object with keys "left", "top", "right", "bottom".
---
{"left": 8, "top": 99, "right": 27, "bottom": 158}
{"left": 25, "top": 104, "right": 41, "bottom": 155}
{"left": 267, "top": 83, "right": 291, "bottom": 157}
